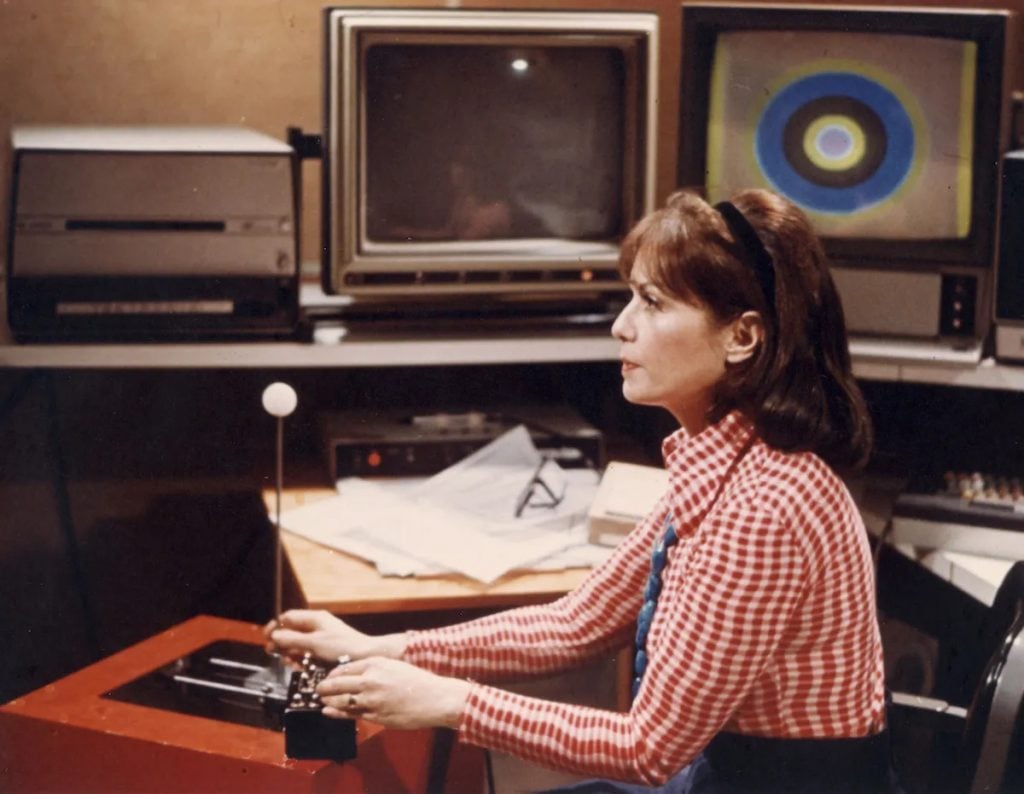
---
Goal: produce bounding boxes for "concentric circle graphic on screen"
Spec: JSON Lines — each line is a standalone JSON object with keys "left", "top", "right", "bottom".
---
{"left": 755, "top": 72, "right": 916, "bottom": 214}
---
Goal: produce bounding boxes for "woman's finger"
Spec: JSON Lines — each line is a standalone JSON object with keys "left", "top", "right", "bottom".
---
{"left": 321, "top": 692, "right": 360, "bottom": 710}
{"left": 325, "top": 657, "right": 369, "bottom": 679}
{"left": 269, "top": 627, "right": 319, "bottom": 650}
{"left": 317, "top": 671, "right": 365, "bottom": 698}
{"left": 276, "top": 609, "right": 322, "bottom": 631}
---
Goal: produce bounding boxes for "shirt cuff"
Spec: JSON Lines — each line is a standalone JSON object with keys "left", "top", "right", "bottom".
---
{"left": 456, "top": 681, "right": 496, "bottom": 746}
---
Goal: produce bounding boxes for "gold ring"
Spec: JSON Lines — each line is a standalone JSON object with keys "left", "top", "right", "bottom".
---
{"left": 338, "top": 654, "right": 352, "bottom": 665}
{"left": 347, "top": 694, "right": 358, "bottom": 709}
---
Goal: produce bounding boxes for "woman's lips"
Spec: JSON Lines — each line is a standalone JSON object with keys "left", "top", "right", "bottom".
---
{"left": 621, "top": 359, "right": 638, "bottom": 374}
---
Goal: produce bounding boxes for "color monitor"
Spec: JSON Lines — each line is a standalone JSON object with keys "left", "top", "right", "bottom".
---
{"left": 679, "top": 3, "right": 1013, "bottom": 272}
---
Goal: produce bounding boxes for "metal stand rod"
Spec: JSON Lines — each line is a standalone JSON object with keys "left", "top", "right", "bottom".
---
{"left": 261, "top": 381, "right": 296, "bottom": 629}
{"left": 274, "top": 415, "right": 284, "bottom": 620}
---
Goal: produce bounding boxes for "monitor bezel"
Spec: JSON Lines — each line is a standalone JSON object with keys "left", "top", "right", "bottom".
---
{"left": 678, "top": 2, "right": 1013, "bottom": 271}
{"left": 322, "top": 7, "right": 659, "bottom": 298}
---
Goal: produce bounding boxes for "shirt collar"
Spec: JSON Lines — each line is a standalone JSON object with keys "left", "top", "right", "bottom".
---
{"left": 660, "top": 410, "right": 756, "bottom": 533}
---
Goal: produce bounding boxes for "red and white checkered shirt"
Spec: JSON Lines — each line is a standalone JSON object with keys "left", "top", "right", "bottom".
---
{"left": 405, "top": 411, "right": 887, "bottom": 785}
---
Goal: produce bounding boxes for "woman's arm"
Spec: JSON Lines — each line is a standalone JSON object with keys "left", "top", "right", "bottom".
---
{"left": 452, "top": 498, "right": 810, "bottom": 785}
{"left": 403, "top": 515, "right": 656, "bottom": 681}
{"left": 267, "top": 507, "right": 659, "bottom": 677}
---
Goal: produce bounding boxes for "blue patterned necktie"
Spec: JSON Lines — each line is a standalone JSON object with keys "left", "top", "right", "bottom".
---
{"left": 632, "top": 515, "right": 679, "bottom": 701}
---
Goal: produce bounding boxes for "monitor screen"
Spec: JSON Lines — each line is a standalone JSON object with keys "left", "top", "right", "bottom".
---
{"left": 706, "top": 30, "right": 975, "bottom": 240}
{"left": 364, "top": 42, "right": 627, "bottom": 245}
{"left": 324, "top": 9, "right": 658, "bottom": 301}
{"left": 679, "top": 4, "right": 1012, "bottom": 270}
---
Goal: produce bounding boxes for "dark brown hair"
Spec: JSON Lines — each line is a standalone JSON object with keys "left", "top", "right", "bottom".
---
{"left": 617, "top": 188, "right": 873, "bottom": 469}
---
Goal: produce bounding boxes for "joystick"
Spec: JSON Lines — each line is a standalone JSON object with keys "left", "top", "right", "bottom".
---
{"left": 283, "top": 653, "right": 357, "bottom": 761}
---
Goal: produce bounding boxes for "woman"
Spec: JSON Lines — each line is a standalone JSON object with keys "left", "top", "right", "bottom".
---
{"left": 266, "top": 189, "right": 893, "bottom": 792}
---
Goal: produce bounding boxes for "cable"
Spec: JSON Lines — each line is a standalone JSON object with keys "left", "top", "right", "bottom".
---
{"left": 873, "top": 517, "right": 895, "bottom": 585}
{"left": 184, "top": 497, "right": 272, "bottom": 619}
{"left": 0, "top": 371, "right": 39, "bottom": 424}
{"left": 484, "top": 749, "right": 497, "bottom": 794}
{"left": 42, "top": 371, "right": 102, "bottom": 657}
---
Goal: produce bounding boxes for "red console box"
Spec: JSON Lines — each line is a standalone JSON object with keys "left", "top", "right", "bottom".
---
{"left": 0, "top": 615, "right": 483, "bottom": 793}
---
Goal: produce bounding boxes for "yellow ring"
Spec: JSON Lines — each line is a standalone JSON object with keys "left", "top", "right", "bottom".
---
{"left": 803, "top": 114, "right": 866, "bottom": 172}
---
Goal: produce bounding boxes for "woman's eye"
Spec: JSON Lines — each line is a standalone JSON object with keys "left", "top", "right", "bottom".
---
{"left": 641, "top": 293, "right": 659, "bottom": 309}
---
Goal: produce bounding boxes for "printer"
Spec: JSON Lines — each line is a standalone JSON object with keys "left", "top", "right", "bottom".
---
{"left": 5, "top": 125, "right": 300, "bottom": 341}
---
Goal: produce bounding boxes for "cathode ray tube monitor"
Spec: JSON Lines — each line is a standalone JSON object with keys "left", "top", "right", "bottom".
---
{"left": 322, "top": 8, "right": 659, "bottom": 306}
{"left": 678, "top": 3, "right": 1015, "bottom": 342}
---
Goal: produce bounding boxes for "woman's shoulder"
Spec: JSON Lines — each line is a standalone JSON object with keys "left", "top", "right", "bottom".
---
{"left": 719, "top": 443, "right": 864, "bottom": 571}
{"left": 732, "top": 441, "right": 856, "bottom": 519}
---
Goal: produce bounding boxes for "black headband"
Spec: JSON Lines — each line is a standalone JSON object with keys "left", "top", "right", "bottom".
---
{"left": 714, "top": 201, "right": 776, "bottom": 312}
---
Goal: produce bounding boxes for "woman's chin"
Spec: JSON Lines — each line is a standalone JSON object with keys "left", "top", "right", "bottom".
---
{"left": 621, "top": 382, "right": 650, "bottom": 407}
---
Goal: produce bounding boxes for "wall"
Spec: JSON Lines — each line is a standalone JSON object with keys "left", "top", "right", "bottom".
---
{"left": 3, "top": 0, "right": 1023, "bottom": 264}
{"left": 2, "top": 0, "right": 1024, "bottom": 704}
{"left": 0, "top": 360, "right": 661, "bottom": 703}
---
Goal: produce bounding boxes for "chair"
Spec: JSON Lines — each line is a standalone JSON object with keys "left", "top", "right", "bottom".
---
{"left": 888, "top": 561, "right": 1024, "bottom": 793}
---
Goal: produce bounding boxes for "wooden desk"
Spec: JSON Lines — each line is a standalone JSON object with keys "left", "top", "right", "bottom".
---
{"left": 274, "top": 488, "right": 593, "bottom": 615}
{"left": 0, "top": 615, "right": 484, "bottom": 793}
{"left": 272, "top": 489, "right": 633, "bottom": 714}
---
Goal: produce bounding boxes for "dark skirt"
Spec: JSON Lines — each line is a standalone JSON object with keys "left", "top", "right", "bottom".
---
{"left": 539, "top": 730, "right": 900, "bottom": 794}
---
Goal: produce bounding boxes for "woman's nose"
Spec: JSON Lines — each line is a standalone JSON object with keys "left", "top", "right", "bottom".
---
{"left": 611, "top": 300, "right": 634, "bottom": 342}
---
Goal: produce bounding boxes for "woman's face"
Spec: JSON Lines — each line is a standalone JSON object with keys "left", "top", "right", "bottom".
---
{"left": 611, "top": 253, "right": 734, "bottom": 433}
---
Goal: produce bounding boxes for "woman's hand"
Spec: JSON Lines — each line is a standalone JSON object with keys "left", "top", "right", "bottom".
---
{"left": 317, "top": 657, "right": 472, "bottom": 731}
{"left": 262, "top": 609, "right": 407, "bottom": 667}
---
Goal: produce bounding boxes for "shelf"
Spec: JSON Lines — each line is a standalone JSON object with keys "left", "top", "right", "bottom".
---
{"left": 907, "top": 548, "right": 1013, "bottom": 607}
{"left": 2, "top": 322, "right": 1024, "bottom": 391}
{"left": 851, "top": 353, "right": 1024, "bottom": 392}
{"left": 0, "top": 330, "right": 621, "bottom": 369}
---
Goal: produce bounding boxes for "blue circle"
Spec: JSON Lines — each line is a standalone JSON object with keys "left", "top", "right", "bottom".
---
{"left": 755, "top": 72, "right": 915, "bottom": 214}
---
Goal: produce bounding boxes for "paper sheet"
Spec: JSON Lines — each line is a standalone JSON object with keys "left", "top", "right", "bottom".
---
{"left": 277, "top": 492, "right": 445, "bottom": 577}
{"left": 278, "top": 425, "right": 605, "bottom": 582}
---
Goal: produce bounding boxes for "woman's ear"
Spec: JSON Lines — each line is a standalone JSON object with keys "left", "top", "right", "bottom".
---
{"left": 724, "top": 311, "right": 764, "bottom": 364}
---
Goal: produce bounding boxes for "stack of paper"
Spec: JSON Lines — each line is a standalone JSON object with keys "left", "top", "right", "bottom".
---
{"left": 278, "top": 426, "right": 609, "bottom": 583}
{"left": 587, "top": 461, "right": 668, "bottom": 546}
